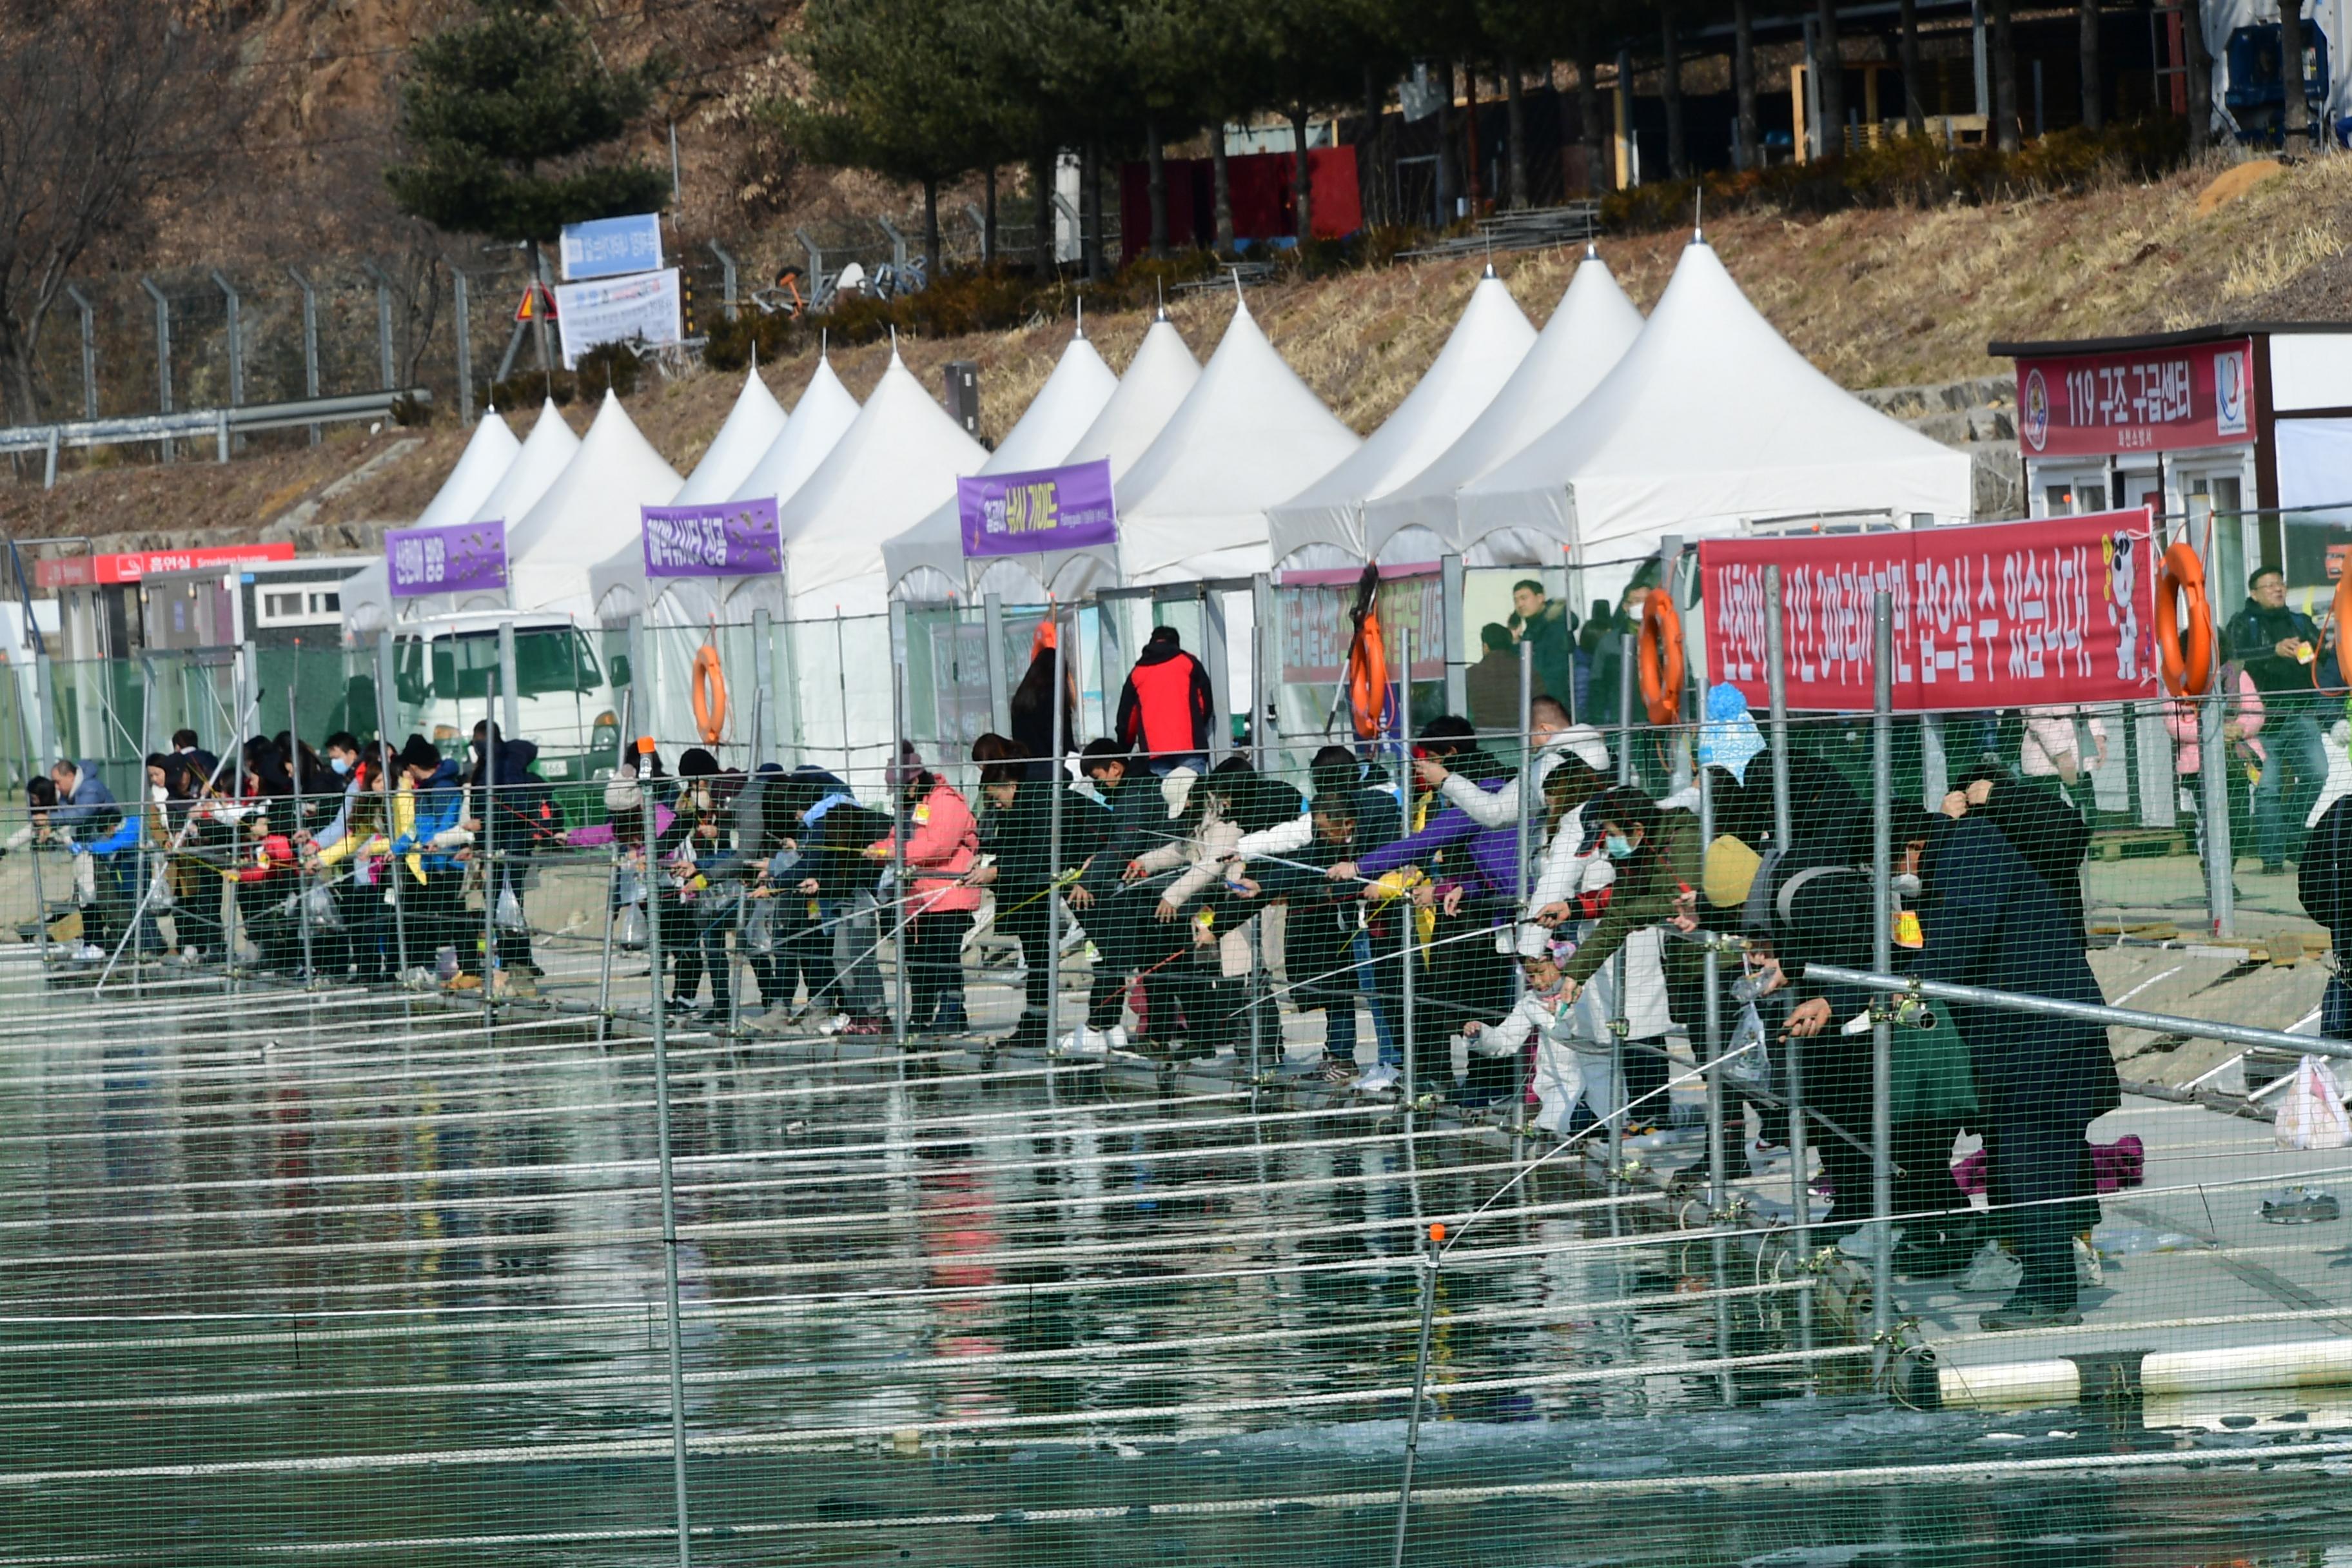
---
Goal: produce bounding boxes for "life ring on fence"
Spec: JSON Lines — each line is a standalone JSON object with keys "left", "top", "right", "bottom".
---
{"left": 2155, "top": 542, "right": 2214, "bottom": 698}
{"left": 691, "top": 645, "right": 729, "bottom": 744}
{"left": 2334, "top": 565, "right": 2352, "bottom": 688}
{"left": 1347, "top": 611, "right": 1391, "bottom": 741}
{"left": 1636, "top": 588, "right": 1684, "bottom": 727}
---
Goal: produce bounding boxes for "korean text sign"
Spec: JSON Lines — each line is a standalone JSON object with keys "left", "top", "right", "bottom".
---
{"left": 957, "top": 460, "right": 1116, "bottom": 558}
{"left": 641, "top": 499, "right": 781, "bottom": 578}
{"left": 1699, "top": 510, "right": 2159, "bottom": 712}
{"left": 558, "top": 213, "right": 663, "bottom": 282}
{"left": 2015, "top": 337, "right": 2255, "bottom": 457}
{"left": 387, "top": 523, "right": 507, "bottom": 598}
{"left": 553, "top": 269, "right": 683, "bottom": 368}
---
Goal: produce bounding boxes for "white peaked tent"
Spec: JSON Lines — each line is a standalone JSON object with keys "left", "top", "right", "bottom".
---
{"left": 502, "top": 391, "right": 683, "bottom": 621}
{"left": 729, "top": 355, "right": 861, "bottom": 514}
{"left": 1266, "top": 270, "right": 1536, "bottom": 571}
{"left": 1113, "top": 299, "right": 1360, "bottom": 583}
{"left": 467, "top": 399, "right": 582, "bottom": 532}
{"left": 778, "top": 348, "right": 988, "bottom": 618}
{"left": 674, "top": 368, "right": 790, "bottom": 505}
{"left": 972, "top": 311, "right": 1204, "bottom": 603}
{"left": 585, "top": 367, "right": 788, "bottom": 623}
{"left": 882, "top": 326, "right": 1119, "bottom": 603}
{"left": 1363, "top": 249, "right": 1645, "bottom": 565}
{"left": 342, "top": 409, "right": 520, "bottom": 637}
{"left": 1455, "top": 238, "right": 1975, "bottom": 561}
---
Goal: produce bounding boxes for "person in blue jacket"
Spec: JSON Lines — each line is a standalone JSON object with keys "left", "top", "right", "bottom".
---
{"left": 389, "top": 736, "right": 469, "bottom": 979}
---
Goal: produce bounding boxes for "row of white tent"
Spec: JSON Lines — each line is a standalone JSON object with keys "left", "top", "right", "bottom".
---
{"left": 344, "top": 235, "right": 1974, "bottom": 642}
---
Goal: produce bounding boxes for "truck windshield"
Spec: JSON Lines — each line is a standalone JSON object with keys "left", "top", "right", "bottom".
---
{"left": 395, "top": 629, "right": 602, "bottom": 704}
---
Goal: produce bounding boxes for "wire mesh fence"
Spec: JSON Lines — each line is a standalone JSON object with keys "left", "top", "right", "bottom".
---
{"left": 0, "top": 564, "right": 2348, "bottom": 1565}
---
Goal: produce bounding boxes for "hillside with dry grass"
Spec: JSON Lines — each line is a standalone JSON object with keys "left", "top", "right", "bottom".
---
{"left": 8, "top": 148, "right": 2349, "bottom": 556}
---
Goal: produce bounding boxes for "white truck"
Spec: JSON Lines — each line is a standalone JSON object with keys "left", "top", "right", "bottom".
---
{"left": 386, "top": 612, "right": 623, "bottom": 781}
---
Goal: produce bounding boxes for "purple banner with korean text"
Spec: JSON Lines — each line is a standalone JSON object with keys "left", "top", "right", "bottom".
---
{"left": 386, "top": 522, "right": 507, "bottom": 598}
{"left": 642, "top": 498, "right": 782, "bottom": 578}
{"left": 958, "top": 460, "right": 1117, "bottom": 558}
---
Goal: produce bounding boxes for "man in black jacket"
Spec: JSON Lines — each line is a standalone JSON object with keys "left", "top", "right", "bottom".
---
{"left": 1913, "top": 812, "right": 2121, "bottom": 1330}
{"left": 2302, "top": 792, "right": 2352, "bottom": 1040}
{"left": 2228, "top": 565, "right": 2330, "bottom": 872}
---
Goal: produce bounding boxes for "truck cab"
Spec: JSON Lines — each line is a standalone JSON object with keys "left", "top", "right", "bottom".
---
{"left": 388, "top": 613, "right": 622, "bottom": 782}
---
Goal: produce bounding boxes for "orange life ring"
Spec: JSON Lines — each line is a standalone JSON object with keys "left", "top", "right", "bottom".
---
{"left": 691, "top": 645, "right": 728, "bottom": 744}
{"left": 2155, "top": 542, "right": 2213, "bottom": 698}
{"left": 1636, "top": 588, "right": 1684, "bottom": 727}
{"left": 1348, "top": 612, "right": 1391, "bottom": 740}
{"left": 2334, "top": 566, "right": 2352, "bottom": 688}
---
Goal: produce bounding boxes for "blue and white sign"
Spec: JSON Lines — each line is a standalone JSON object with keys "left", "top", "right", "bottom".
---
{"left": 558, "top": 213, "right": 664, "bottom": 282}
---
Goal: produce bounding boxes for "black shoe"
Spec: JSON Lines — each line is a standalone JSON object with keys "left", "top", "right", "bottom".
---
{"left": 1003, "top": 1020, "right": 1049, "bottom": 1051}
{"left": 1979, "top": 1295, "right": 2082, "bottom": 1332}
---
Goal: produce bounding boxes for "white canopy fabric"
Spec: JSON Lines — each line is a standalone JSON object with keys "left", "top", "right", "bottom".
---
{"left": 1266, "top": 270, "right": 1536, "bottom": 571}
{"left": 342, "top": 410, "right": 520, "bottom": 637}
{"left": 1455, "top": 238, "right": 1976, "bottom": 562}
{"left": 1113, "top": 300, "right": 1360, "bottom": 583}
{"left": 671, "top": 368, "right": 789, "bottom": 505}
{"left": 778, "top": 349, "right": 987, "bottom": 618}
{"left": 502, "top": 391, "right": 684, "bottom": 621}
{"left": 727, "top": 355, "right": 861, "bottom": 513}
{"left": 1362, "top": 250, "right": 1645, "bottom": 566}
{"left": 969, "top": 312, "right": 1204, "bottom": 604}
{"left": 467, "top": 399, "right": 580, "bottom": 531}
{"left": 883, "top": 328, "right": 1119, "bottom": 603}
{"left": 583, "top": 368, "right": 791, "bottom": 627}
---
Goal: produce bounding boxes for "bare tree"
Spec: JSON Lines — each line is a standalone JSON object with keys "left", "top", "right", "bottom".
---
{"left": 0, "top": 3, "right": 242, "bottom": 424}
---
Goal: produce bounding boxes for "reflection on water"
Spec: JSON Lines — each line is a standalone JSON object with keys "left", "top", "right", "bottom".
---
{"left": 1, "top": 988, "right": 2348, "bottom": 1564}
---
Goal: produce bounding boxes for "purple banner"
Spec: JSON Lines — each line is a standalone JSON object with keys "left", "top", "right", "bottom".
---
{"left": 958, "top": 459, "right": 1117, "bottom": 558}
{"left": 387, "top": 522, "right": 507, "bottom": 598}
{"left": 642, "top": 498, "right": 781, "bottom": 578}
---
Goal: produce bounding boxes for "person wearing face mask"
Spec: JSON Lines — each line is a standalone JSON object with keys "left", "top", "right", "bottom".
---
{"left": 1552, "top": 787, "right": 1701, "bottom": 1007}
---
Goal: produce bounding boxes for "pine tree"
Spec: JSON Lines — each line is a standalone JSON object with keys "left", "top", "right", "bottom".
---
{"left": 385, "top": 0, "right": 672, "bottom": 244}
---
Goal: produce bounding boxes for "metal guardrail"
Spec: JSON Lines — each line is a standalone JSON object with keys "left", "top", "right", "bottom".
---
{"left": 1799, "top": 959, "right": 2350, "bottom": 1062}
{"left": 1396, "top": 201, "right": 1602, "bottom": 262}
{"left": 1, "top": 387, "right": 433, "bottom": 485}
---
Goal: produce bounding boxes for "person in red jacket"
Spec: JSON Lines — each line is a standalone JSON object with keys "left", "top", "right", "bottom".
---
{"left": 1115, "top": 625, "right": 1217, "bottom": 771}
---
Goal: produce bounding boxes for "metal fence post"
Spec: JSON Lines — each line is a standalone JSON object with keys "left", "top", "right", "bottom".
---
{"left": 2199, "top": 682, "right": 2235, "bottom": 938}
{"left": 1870, "top": 589, "right": 1895, "bottom": 1352}
{"left": 453, "top": 271, "right": 474, "bottom": 420}
{"left": 890, "top": 601, "right": 910, "bottom": 1046}
{"left": 709, "top": 242, "right": 738, "bottom": 320}
{"left": 210, "top": 270, "right": 244, "bottom": 411}
{"left": 360, "top": 260, "right": 397, "bottom": 390}
{"left": 288, "top": 681, "right": 316, "bottom": 985}
{"left": 1441, "top": 553, "right": 1467, "bottom": 717}
{"left": 138, "top": 277, "right": 172, "bottom": 462}
{"left": 374, "top": 631, "right": 411, "bottom": 981}
{"left": 64, "top": 285, "right": 97, "bottom": 422}
{"left": 496, "top": 620, "right": 521, "bottom": 740}
{"left": 287, "top": 267, "right": 322, "bottom": 445}
{"left": 634, "top": 732, "right": 695, "bottom": 1568}
{"left": 983, "top": 593, "right": 1011, "bottom": 738}
{"left": 1045, "top": 613, "right": 1064, "bottom": 1053}
{"left": 480, "top": 671, "right": 498, "bottom": 1024}
{"left": 1764, "top": 564, "right": 1814, "bottom": 1361}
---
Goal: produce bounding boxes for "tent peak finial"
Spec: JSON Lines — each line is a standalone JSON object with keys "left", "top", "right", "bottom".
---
{"left": 1156, "top": 278, "right": 1168, "bottom": 320}
{"left": 1076, "top": 297, "right": 1084, "bottom": 338}
{"left": 888, "top": 324, "right": 900, "bottom": 360}
{"left": 1585, "top": 240, "right": 1598, "bottom": 260}
{"left": 1693, "top": 185, "right": 1704, "bottom": 243}
{"left": 1482, "top": 259, "right": 1498, "bottom": 279}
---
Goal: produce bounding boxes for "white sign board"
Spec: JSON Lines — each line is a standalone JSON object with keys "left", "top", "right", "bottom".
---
{"left": 558, "top": 213, "right": 664, "bottom": 282}
{"left": 553, "top": 268, "right": 683, "bottom": 368}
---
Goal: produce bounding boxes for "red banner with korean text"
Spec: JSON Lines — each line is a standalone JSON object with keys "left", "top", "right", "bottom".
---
{"left": 2014, "top": 337, "right": 2255, "bottom": 457}
{"left": 1700, "top": 511, "right": 2159, "bottom": 712}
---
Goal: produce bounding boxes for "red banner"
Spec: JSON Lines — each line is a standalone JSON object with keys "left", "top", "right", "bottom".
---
{"left": 1700, "top": 511, "right": 2159, "bottom": 712}
{"left": 34, "top": 542, "right": 294, "bottom": 591}
{"left": 2015, "top": 337, "right": 2255, "bottom": 457}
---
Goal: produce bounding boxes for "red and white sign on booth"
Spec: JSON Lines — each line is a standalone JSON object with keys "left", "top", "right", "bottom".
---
{"left": 33, "top": 542, "right": 294, "bottom": 591}
{"left": 1700, "top": 510, "right": 2160, "bottom": 712}
{"left": 2015, "top": 337, "right": 2255, "bottom": 456}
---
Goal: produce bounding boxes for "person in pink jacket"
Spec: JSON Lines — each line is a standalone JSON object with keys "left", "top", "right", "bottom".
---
{"left": 868, "top": 760, "right": 980, "bottom": 1034}
{"left": 2165, "top": 669, "right": 2264, "bottom": 861}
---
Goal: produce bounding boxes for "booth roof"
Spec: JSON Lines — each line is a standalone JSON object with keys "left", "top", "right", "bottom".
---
{"left": 780, "top": 348, "right": 987, "bottom": 615}
{"left": 1455, "top": 237, "right": 1975, "bottom": 558}
{"left": 882, "top": 328, "right": 1120, "bottom": 600}
{"left": 1113, "top": 300, "right": 1360, "bottom": 583}
{"left": 464, "top": 398, "right": 580, "bottom": 531}
{"left": 503, "top": 391, "right": 684, "bottom": 618}
{"left": 415, "top": 409, "right": 522, "bottom": 531}
{"left": 1362, "top": 250, "right": 1645, "bottom": 564}
{"left": 727, "top": 354, "right": 860, "bottom": 509}
{"left": 670, "top": 368, "right": 789, "bottom": 505}
{"left": 1266, "top": 270, "right": 1536, "bottom": 569}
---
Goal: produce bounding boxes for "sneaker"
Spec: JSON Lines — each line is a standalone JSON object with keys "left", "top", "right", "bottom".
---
{"left": 816, "top": 1012, "right": 853, "bottom": 1036}
{"left": 72, "top": 943, "right": 105, "bottom": 963}
{"left": 1837, "top": 1223, "right": 1906, "bottom": 1265}
{"left": 1104, "top": 1024, "right": 1130, "bottom": 1054}
{"left": 1354, "top": 1063, "right": 1400, "bottom": 1095}
{"left": 1957, "top": 1240, "right": 2024, "bottom": 1296}
{"left": 1056, "top": 1024, "right": 1110, "bottom": 1056}
{"left": 843, "top": 1016, "right": 889, "bottom": 1036}
{"left": 1979, "top": 1296, "right": 2082, "bottom": 1332}
{"left": 1316, "top": 1056, "right": 1359, "bottom": 1086}
{"left": 2074, "top": 1235, "right": 2105, "bottom": 1289}
{"left": 176, "top": 946, "right": 201, "bottom": 967}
